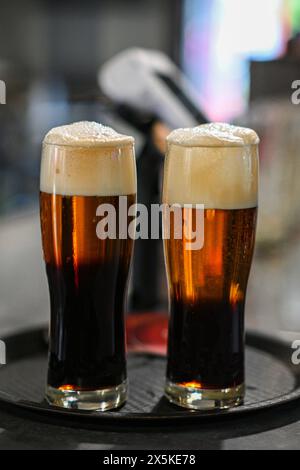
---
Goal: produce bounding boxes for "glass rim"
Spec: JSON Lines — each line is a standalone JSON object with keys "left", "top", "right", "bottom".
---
{"left": 167, "top": 142, "right": 259, "bottom": 150}
{"left": 42, "top": 140, "right": 135, "bottom": 149}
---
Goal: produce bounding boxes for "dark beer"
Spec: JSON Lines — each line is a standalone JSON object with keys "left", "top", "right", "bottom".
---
{"left": 163, "top": 123, "right": 259, "bottom": 409}
{"left": 40, "top": 192, "right": 135, "bottom": 391}
{"left": 40, "top": 122, "right": 136, "bottom": 410}
{"left": 165, "top": 207, "right": 257, "bottom": 390}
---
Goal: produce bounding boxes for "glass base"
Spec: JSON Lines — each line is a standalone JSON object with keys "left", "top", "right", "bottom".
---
{"left": 46, "top": 380, "right": 127, "bottom": 411}
{"left": 165, "top": 380, "right": 244, "bottom": 411}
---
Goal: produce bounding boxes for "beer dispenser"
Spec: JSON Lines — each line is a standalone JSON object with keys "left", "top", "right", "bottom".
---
{"left": 98, "top": 48, "right": 207, "bottom": 311}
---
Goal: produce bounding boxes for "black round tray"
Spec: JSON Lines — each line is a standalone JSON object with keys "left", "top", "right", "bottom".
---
{"left": 0, "top": 327, "right": 299, "bottom": 424}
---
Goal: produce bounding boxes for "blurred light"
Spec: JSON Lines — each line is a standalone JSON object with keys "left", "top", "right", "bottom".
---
{"left": 182, "top": 0, "right": 292, "bottom": 121}
{"left": 288, "top": 0, "right": 300, "bottom": 34}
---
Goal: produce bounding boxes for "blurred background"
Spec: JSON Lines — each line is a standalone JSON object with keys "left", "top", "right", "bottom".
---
{"left": 1, "top": 0, "right": 300, "bottom": 350}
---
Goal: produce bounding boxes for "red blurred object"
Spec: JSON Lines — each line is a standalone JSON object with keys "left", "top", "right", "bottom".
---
{"left": 126, "top": 312, "right": 169, "bottom": 355}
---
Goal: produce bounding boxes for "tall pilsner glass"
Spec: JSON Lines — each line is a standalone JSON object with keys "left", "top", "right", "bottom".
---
{"left": 40, "top": 122, "right": 136, "bottom": 411}
{"left": 163, "top": 123, "right": 259, "bottom": 410}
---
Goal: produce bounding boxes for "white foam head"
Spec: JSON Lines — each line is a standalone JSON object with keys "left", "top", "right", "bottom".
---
{"left": 40, "top": 122, "right": 136, "bottom": 196}
{"left": 163, "top": 123, "right": 259, "bottom": 209}
{"left": 43, "top": 121, "right": 134, "bottom": 147}
{"left": 167, "top": 122, "right": 259, "bottom": 147}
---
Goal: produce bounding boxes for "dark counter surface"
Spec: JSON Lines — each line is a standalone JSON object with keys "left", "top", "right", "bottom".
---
{"left": 0, "top": 400, "right": 299, "bottom": 450}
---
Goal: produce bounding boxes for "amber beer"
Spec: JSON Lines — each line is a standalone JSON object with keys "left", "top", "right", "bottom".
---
{"left": 40, "top": 122, "right": 136, "bottom": 411}
{"left": 163, "top": 123, "right": 259, "bottom": 410}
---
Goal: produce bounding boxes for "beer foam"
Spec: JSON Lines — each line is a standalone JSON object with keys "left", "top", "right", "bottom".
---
{"left": 43, "top": 121, "right": 134, "bottom": 147}
{"left": 167, "top": 123, "right": 260, "bottom": 147}
{"left": 164, "top": 124, "right": 259, "bottom": 209}
{"left": 40, "top": 122, "right": 136, "bottom": 196}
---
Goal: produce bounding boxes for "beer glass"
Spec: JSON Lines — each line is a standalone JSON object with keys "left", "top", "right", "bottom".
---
{"left": 163, "top": 123, "right": 259, "bottom": 410}
{"left": 40, "top": 122, "right": 136, "bottom": 410}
